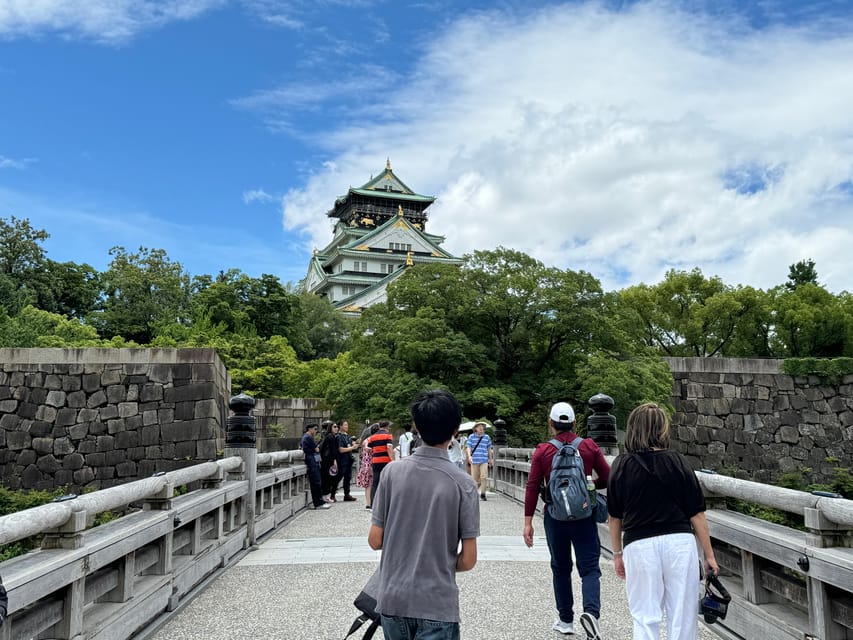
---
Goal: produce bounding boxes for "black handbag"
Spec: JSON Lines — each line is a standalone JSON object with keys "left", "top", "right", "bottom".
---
{"left": 345, "top": 569, "right": 381, "bottom": 639}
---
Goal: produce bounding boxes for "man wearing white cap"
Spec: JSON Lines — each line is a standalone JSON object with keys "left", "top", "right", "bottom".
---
{"left": 522, "top": 402, "right": 610, "bottom": 639}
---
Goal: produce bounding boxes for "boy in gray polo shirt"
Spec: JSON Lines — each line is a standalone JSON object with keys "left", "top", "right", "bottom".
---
{"left": 368, "top": 389, "right": 480, "bottom": 640}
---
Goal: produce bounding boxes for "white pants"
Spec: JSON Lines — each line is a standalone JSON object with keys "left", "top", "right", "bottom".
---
{"left": 623, "top": 533, "right": 700, "bottom": 640}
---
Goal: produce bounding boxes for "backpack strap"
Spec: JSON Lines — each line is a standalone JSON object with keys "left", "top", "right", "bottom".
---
{"left": 571, "top": 436, "right": 584, "bottom": 449}
{"left": 548, "top": 438, "right": 562, "bottom": 450}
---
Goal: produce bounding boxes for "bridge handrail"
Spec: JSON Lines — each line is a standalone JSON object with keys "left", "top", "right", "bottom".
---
{"left": 495, "top": 447, "right": 853, "bottom": 526}
{"left": 0, "top": 456, "right": 240, "bottom": 546}
{"left": 0, "top": 447, "right": 311, "bottom": 640}
{"left": 493, "top": 446, "right": 853, "bottom": 640}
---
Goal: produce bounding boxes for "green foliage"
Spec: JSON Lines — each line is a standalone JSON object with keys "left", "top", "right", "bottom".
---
{"left": 576, "top": 352, "right": 674, "bottom": 429}
{"left": 95, "top": 246, "right": 191, "bottom": 343}
{"left": 0, "top": 486, "right": 67, "bottom": 561}
{"left": 786, "top": 259, "right": 819, "bottom": 290}
{"left": 781, "top": 357, "right": 853, "bottom": 385}
{"left": 0, "top": 306, "right": 104, "bottom": 347}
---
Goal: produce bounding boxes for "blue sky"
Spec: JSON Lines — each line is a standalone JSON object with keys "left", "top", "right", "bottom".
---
{"left": 2, "top": 0, "right": 853, "bottom": 292}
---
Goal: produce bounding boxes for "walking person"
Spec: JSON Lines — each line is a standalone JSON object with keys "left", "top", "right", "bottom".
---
{"left": 319, "top": 421, "right": 341, "bottom": 502}
{"left": 608, "top": 403, "right": 718, "bottom": 640}
{"left": 335, "top": 420, "right": 359, "bottom": 502}
{"left": 523, "top": 402, "right": 610, "bottom": 638}
{"left": 367, "top": 420, "right": 395, "bottom": 506}
{"left": 466, "top": 422, "right": 493, "bottom": 500}
{"left": 448, "top": 429, "right": 466, "bottom": 471}
{"left": 357, "top": 423, "right": 379, "bottom": 509}
{"left": 368, "top": 389, "right": 479, "bottom": 640}
{"left": 398, "top": 424, "right": 415, "bottom": 457}
{"left": 301, "top": 424, "right": 331, "bottom": 510}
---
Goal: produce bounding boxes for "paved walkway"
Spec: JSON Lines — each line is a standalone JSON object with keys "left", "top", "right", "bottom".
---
{"left": 151, "top": 490, "right": 720, "bottom": 640}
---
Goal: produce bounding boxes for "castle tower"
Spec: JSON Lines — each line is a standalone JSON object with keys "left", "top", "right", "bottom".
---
{"left": 302, "top": 161, "right": 462, "bottom": 316}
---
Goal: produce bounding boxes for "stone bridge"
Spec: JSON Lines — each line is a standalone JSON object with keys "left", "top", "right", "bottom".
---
{"left": 0, "top": 442, "right": 851, "bottom": 639}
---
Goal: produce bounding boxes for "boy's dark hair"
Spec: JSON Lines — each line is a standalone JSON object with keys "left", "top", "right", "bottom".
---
{"left": 410, "top": 389, "right": 462, "bottom": 446}
{"left": 403, "top": 424, "right": 412, "bottom": 433}
{"left": 304, "top": 423, "right": 317, "bottom": 433}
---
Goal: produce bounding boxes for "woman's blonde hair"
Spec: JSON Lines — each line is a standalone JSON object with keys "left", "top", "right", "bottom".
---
{"left": 624, "top": 402, "right": 670, "bottom": 452}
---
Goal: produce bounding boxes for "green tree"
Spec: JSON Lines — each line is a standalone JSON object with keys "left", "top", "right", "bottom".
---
{"left": 0, "top": 306, "right": 102, "bottom": 347}
{"left": 618, "top": 268, "right": 753, "bottom": 357}
{"left": 0, "top": 216, "right": 49, "bottom": 314}
{"left": 786, "top": 259, "right": 819, "bottom": 290}
{"left": 771, "top": 284, "right": 849, "bottom": 357}
{"left": 96, "top": 246, "right": 190, "bottom": 343}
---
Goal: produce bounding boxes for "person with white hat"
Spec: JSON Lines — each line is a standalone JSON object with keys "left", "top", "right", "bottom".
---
{"left": 523, "top": 402, "right": 610, "bottom": 639}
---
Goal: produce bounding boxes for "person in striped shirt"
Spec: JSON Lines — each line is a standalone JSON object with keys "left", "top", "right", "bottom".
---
{"left": 367, "top": 419, "right": 396, "bottom": 507}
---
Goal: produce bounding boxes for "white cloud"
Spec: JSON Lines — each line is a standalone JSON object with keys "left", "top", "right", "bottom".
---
{"left": 0, "top": 155, "right": 36, "bottom": 169}
{"left": 242, "top": 188, "right": 276, "bottom": 204}
{"left": 0, "top": 0, "right": 225, "bottom": 43}
{"left": 279, "top": 1, "right": 853, "bottom": 292}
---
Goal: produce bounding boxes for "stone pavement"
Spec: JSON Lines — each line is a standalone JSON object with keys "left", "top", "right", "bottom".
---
{"left": 149, "top": 490, "right": 720, "bottom": 640}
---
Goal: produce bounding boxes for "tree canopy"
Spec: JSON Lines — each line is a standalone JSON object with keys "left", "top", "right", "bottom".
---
{"left": 2, "top": 214, "right": 851, "bottom": 444}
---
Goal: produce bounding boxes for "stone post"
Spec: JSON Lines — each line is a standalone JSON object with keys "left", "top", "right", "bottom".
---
{"left": 225, "top": 393, "right": 257, "bottom": 549}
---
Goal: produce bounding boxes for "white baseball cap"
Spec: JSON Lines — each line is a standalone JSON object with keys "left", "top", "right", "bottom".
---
{"left": 549, "top": 402, "right": 575, "bottom": 424}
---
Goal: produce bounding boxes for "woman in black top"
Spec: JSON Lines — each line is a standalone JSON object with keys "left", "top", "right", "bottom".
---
{"left": 607, "top": 403, "right": 718, "bottom": 640}
{"left": 319, "top": 422, "right": 341, "bottom": 502}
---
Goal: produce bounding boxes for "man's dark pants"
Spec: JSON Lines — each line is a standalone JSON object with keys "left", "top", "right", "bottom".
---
{"left": 338, "top": 454, "right": 353, "bottom": 497}
{"left": 305, "top": 455, "right": 324, "bottom": 507}
{"left": 543, "top": 509, "right": 601, "bottom": 623}
{"left": 371, "top": 462, "right": 388, "bottom": 504}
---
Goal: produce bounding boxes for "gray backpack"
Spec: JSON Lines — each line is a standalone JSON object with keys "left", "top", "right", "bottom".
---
{"left": 545, "top": 437, "right": 593, "bottom": 521}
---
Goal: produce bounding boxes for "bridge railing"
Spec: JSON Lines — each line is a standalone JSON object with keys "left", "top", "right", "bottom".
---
{"left": 494, "top": 448, "right": 853, "bottom": 640}
{"left": 0, "top": 449, "right": 310, "bottom": 640}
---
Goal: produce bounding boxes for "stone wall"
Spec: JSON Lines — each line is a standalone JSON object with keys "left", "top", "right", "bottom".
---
{"left": 252, "top": 397, "right": 330, "bottom": 452}
{"left": 0, "top": 348, "right": 231, "bottom": 491}
{"left": 665, "top": 357, "right": 853, "bottom": 483}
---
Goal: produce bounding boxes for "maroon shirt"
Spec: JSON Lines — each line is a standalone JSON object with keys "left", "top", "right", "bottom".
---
{"left": 524, "top": 431, "right": 611, "bottom": 517}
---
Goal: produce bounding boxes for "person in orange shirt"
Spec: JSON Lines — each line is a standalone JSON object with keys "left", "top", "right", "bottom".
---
{"left": 367, "top": 419, "right": 396, "bottom": 507}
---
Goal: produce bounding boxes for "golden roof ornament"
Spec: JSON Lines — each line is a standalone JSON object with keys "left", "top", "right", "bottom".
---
{"left": 397, "top": 204, "right": 404, "bottom": 216}
{"left": 406, "top": 251, "right": 414, "bottom": 266}
{"left": 386, "top": 158, "right": 391, "bottom": 171}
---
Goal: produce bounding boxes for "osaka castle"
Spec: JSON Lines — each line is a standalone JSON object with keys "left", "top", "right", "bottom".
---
{"left": 303, "top": 160, "right": 463, "bottom": 316}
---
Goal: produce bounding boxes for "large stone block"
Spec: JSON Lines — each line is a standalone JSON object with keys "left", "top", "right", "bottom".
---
{"left": 107, "top": 418, "right": 125, "bottom": 435}
{"left": 116, "top": 430, "right": 138, "bottom": 449}
{"left": 779, "top": 426, "right": 799, "bottom": 444}
{"left": 66, "top": 390, "right": 86, "bottom": 408}
{"left": 55, "top": 407, "right": 78, "bottom": 427}
{"left": 0, "top": 398, "right": 18, "bottom": 412}
{"left": 61, "top": 375, "right": 81, "bottom": 392}
{"left": 21, "top": 463, "right": 42, "bottom": 488}
{"left": 37, "top": 454, "right": 61, "bottom": 473}
{"left": 118, "top": 402, "right": 138, "bottom": 418}
{"left": 105, "top": 449, "right": 127, "bottom": 465}
{"left": 96, "top": 435, "right": 115, "bottom": 452}
{"left": 116, "top": 461, "right": 137, "bottom": 477}
{"left": 127, "top": 446, "right": 146, "bottom": 461}
{"left": 78, "top": 439, "right": 97, "bottom": 454}
{"left": 62, "top": 452, "right": 85, "bottom": 470}
{"left": 139, "top": 424, "right": 160, "bottom": 446}
{"left": 175, "top": 441, "right": 196, "bottom": 458}
{"left": 7, "top": 431, "right": 31, "bottom": 450}
{"left": 87, "top": 389, "right": 107, "bottom": 408}
{"left": 0, "top": 413, "right": 20, "bottom": 429}
{"left": 161, "top": 419, "right": 211, "bottom": 442}
{"left": 74, "top": 467, "right": 95, "bottom": 485}
{"left": 126, "top": 384, "right": 139, "bottom": 402}
{"left": 82, "top": 372, "right": 101, "bottom": 393}
{"left": 164, "top": 383, "right": 216, "bottom": 404}
{"left": 194, "top": 399, "right": 219, "bottom": 420}
{"left": 106, "top": 385, "right": 126, "bottom": 404}
{"left": 45, "top": 390, "right": 67, "bottom": 408}
{"left": 86, "top": 452, "right": 105, "bottom": 466}
{"left": 99, "top": 404, "right": 118, "bottom": 421}
{"left": 32, "top": 437, "right": 54, "bottom": 455}
{"left": 35, "top": 405, "right": 58, "bottom": 423}
{"left": 197, "top": 440, "right": 217, "bottom": 459}
{"left": 101, "top": 368, "right": 122, "bottom": 386}
{"left": 142, "top": 409, "right": 158, "bottom": 426}
{"left": 18, "top": 402, "right": 37, "bottom": 419}
{"left": 744, "top": 415, "right": 764, "bottom": 432}
{"left": 140, "top": 384, "right": 164, "bottom": 402}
